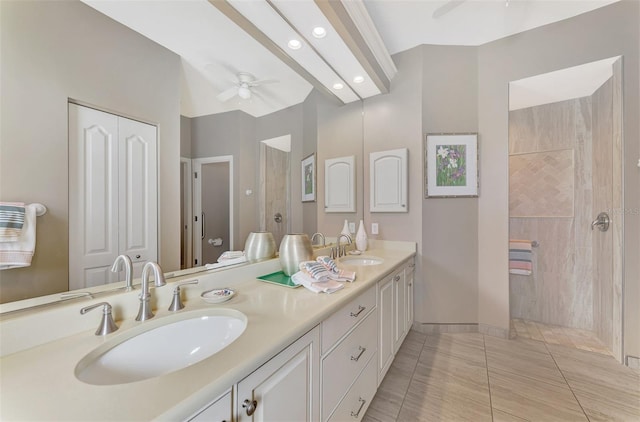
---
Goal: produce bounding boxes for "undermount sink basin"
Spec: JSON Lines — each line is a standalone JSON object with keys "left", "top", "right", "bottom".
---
{"left": 75, "top": 309, "right": 247, "bottom": 385}
{"left": 339, "top": 255, "right": 384, "bottom": 266}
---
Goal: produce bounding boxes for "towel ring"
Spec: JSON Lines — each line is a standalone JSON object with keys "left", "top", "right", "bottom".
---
{"left": 30, "top": 203, "right": 47, "bottom": 217}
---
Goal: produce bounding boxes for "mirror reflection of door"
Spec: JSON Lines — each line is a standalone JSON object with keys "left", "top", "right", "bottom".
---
{"left": 260, "top": 135, "right": 291, "bottom": 247}
{"left": 180, "top": 158, "right": 192, "bottom": 270}
{"left": 192, "top": 156, "right": 233, "bottom": 267}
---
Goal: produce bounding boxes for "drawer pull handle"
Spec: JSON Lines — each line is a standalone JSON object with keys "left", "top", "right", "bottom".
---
{"left": 350, "top": 305, "right": 365, "bottom": 318}
{"left": 351, "top": 397, "right": 367, "bottom": 418}
{"left": 350, "top": 346, "right": 366, "bottom": 362}
{"left": 409, "top": 263, "right": 415, "bottom": 268}
{"left": 394, "top": 275, "right": 401, "bottom": 282}
{"left": 242, "top": 399, "right": 258, "bottom": 416}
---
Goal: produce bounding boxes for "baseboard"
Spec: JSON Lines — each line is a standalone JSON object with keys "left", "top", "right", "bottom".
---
{"left": 626, "top": 355, "right": 640, "bottom": 369}
{"left": 479, "top": 323, "right": 510, "bottom": 339}
{"left": 412, "top": 322, "right": 478, "bottom": 334}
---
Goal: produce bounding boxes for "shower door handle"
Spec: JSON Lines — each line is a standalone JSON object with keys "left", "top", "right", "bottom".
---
{"left": 591, "top": 212, "right": 610, "bottom": 232}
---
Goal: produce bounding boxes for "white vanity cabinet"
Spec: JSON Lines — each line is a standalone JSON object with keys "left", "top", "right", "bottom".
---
{"left": 235, "top": 326, "right": 320, "bottom": 422}
{"left": 188, "top": 390, "right": 232, "bottom": 422}
{"left": 378, "top": 258, "right": 415, "bottom": 381}
{"left": 320, "top": 285, "right": 377, "bottom": 421}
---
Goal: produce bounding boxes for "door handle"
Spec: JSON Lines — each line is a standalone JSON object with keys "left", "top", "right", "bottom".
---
{"left": 591, "top": 212, "right": 610, "bottom": 232}
{"left": 201, "top": 212, "right": 205, "bottom": 239}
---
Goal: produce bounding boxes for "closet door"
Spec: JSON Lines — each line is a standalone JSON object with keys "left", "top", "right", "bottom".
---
{"left": 69, "top": 104, "right": 119, "bottom": 290}
{"left": 118, "top": 117, "right": 158, "bottom": 279}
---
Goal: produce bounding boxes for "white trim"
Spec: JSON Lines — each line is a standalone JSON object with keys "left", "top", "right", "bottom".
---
{"left": 192, "top": 155, "right": 234, "bottom": 267}
{"left": 180, "top": 157, "right": 193, "bottom": 270}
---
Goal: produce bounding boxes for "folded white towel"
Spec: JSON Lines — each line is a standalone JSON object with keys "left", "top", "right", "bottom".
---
{"left": 316, "top": 256, "right": 356, "bottom": 282}
{"left": 291, "top": 271, "right": 344, "bottom": 294}
{"left": 205, "top": 255, "right": 247, "bottom": 270}
{"left": 0, "top": 204, "right": 36, "bottom": 269}
{"left": 219, "top": 250, "right": 245, "bottom": 261}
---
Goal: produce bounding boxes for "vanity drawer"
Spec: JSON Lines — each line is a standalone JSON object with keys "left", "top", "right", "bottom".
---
{"left": 321, "top": 309, "right": 377, "bottom": 419}
{"left": 321, "top": 285, "right": 376, "bottom": 354}
{"left": 327, "top": 351, "right": 377, "bottom": 422}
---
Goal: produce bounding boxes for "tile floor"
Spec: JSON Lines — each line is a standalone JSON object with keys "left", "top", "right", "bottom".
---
{"left": 511, "top": 319, "right": 612, "bottom": 356}
{"left": 364, "top": 330, "right": 640, "bottom": 422}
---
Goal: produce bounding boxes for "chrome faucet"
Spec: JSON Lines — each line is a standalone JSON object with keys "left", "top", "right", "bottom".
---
{"left": 311, "top": 232, "right": 326, "bottom": 247}
{"left": 337, "top": 234, "right": 352, "bottom": 258}
{"left": 111, "top": 254, "right": 133, "bottom": 291}
{"left": 80, "top": 302, "right": 119, "bottom": 336}
{"left": 135, "top": 262, "right": 166, "bottom": 321}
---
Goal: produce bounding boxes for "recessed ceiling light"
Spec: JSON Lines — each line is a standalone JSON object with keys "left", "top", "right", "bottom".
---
{"left": 353, "top": 75, "right": 365, "bottom": 84}
{"left": 312, "top": 27, "right": 326, "bottom": 38}
{"left": 333, "top": 83, "right": 344, "bottom": 90}
{"left": 287, "top": 39, "right": 302, "bottom": 50}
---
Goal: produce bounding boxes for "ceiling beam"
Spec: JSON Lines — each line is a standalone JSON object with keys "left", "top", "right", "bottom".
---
{"left": 209, "top": 0, "right": 344, "bottom": 104}
{"left": 315, "top": 0, "right": 392, "bottom": 94}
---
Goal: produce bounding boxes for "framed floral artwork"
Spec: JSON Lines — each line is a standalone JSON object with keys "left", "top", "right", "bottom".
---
{"left": 301, "top": 153, "right": 316, "bottom": 202}
{"left": 425, "top": 133, "right": 478, "bottom": 198}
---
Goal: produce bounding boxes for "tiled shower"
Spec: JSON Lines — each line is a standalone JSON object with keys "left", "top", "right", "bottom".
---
{"left": 508, "top": 59, "right": 623, "bottom": 360}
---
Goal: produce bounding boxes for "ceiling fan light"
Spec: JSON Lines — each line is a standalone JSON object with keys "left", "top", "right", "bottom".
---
{"left": 312, "top": 27, "right": 326, "bottom": 38}
{"left": 287, "top": 39, "right": 302, "bottom": 50}
{"left": 238, "top": 86, "right": 252, "bottom": 99}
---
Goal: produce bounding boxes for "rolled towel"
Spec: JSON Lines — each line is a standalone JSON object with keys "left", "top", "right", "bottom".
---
{"left": 299, "top": 261, "right": 333, "bottom": 282}
{"left": 291, "top": 271, "right": 344, "bottom": 294}
{"left": 0, "top": 202, "right": 25, "bottom": 242}
{"left": 316, "top": 256, "right": 356, "bottom": 282}
{"left": 509, "top": 240, "right": 533, "bottom": 276}
{"left": 0, "top": 204, "right": 36, "bottom": 269}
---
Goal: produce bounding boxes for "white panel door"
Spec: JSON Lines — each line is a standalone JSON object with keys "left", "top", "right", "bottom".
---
{"left": 69, "top": 104, "right": 119, "bottom": 290}
{"left": 324, "top": 156, "right": 356, "bottom": 213}
{"left": 370, "top": 148, "right": 408, "bottom": 212}
{"left": 118, "top": 117, "right": 157, "bottom": 278}
{"left": 377, "top": 275, "right": 394, "bottom": 382}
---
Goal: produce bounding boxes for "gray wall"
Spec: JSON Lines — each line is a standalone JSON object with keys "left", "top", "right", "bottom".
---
{"left": 0, "top": 0, "right": 181, "bottom": 303}
{"left": 180, "top": 115, "right": 192, "bottom": 158}
{"left": 477, "top": 0, "right": 639, "bottom": 356}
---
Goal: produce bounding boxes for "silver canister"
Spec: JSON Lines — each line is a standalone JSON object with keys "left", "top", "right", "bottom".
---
{"left": 279, "top": 233, "right": 313, "bottom": 276}
{"left": 244, "top": 232, "right": 277, "bottom": 262}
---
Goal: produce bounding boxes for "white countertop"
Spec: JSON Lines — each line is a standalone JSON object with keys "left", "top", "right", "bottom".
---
{"left": 0, "top": 242, "right": 415, "bottom": 421}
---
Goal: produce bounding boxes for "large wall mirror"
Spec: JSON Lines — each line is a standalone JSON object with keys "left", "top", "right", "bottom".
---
{"left": 0, "top": 1, "right": 364, "bottom": 308}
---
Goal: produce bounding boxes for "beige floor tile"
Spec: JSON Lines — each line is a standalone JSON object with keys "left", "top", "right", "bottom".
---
{"left": 492, "top": 408, "right": 530, "bottom": 422}
{"left": 422, "top": 333, "right": 486, "bottom": 364}
{"left": 398, "top": 375, "right": 492, "bottom": 422}
{"left": 523, "top": 320, "right": 546, "bottom": 341}
{"left": 488, "top": 367, "right": 588, "bottom": 422}
{"left": 485, "top": 336, "right": 567, "bottom": 387}
{"left": 569, "top": 388, "right": 640, "bottom": 422}
{"left": 366, "top": 365, "right": 413, "bottom": 421}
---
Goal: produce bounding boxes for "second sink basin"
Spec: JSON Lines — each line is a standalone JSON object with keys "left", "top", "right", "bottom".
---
{"left": 339, "top": 255, "right": 384, "bottom": 266}
{"left": 75, "top": 309, "right": 247, "bottom": 385}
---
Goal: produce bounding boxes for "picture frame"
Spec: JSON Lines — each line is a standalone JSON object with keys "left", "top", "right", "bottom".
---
{"left": 425, "top": 133, "right": 478, "bottom": 198}
{"left": 301, "top": 153, "right": 316, "bottom": 202}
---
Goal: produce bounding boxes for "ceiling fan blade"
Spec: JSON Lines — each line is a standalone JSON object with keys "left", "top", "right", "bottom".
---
{"left": 249, "top": 79, "right": 279, "bottom": 87}
{"left": 432, "top": 0, "right": 466, "bottom": 19}
{"left": 216, "top": 86, "right": 238, "bottom": 102}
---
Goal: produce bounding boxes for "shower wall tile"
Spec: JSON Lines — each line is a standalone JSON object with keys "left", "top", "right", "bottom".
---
{"left": 611, "top": 60, "right": 623, "bottom": 360}
{"left": 509, "top": 150, "right": 574, "bottom": 217}
{"left": 509, "top": 101, "right": 576, "bottom": 154}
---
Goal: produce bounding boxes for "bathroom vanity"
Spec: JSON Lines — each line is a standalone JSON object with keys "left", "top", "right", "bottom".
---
{"left": 0, "top": 241, "right": 415, "bottom": 421}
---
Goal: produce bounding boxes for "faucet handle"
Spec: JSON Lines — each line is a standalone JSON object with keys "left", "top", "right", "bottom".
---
{"left": 80, "top": 302, "right": 119, "bottom": 336}
{"left": 168, "top": 279, "right": 199, "bottom": 312}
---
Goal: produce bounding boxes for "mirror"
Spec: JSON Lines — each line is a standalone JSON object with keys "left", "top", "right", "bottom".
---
{"left": 0, "top": 1, "right": 364, "bottom": 308}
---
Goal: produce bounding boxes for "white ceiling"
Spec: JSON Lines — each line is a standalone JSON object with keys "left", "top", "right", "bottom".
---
{"left": 364, "top": 0, "right": 619, "bottom": 53}
{"left": 83, "top": 0, "right": 620, "bottom": 118}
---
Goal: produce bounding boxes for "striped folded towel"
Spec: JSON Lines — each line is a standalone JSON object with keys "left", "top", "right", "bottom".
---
{"left": 291, "top": 271, "right": 344, "bottom": 294}
{"left": 509, "top": 240, "right": 533, "bottom": 276}
{"left": 0, "top": 202, "right": 25, "bottom": 242}
{"left": 316, "top": 256, "right": 356, "bottom": 282}
{"left": 299, "top": 261, "right": 333, "bottom": 282}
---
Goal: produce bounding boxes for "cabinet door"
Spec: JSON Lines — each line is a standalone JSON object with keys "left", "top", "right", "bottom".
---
{"left": 189, "top": 390, "right": 232, "bottom": 422}
{"left": 118, "top": 117, "right": 158, "bottom": 277}
{"left": 393, "top": 271, "right": 407, "bottom": 353}
{"left": 370, "top": 148, "right": 408, "bottom": 213}
{"left": 69, "top": 104, "right": 119, "bottom": 290}
{"left": 324, "top": 156, "right": 356, "bottom": 213}
{"left": 378, "top": 275, "right": 394, "bottom": 382}
{"left": 237, "top": 327, "right": 319, "bottom": 422}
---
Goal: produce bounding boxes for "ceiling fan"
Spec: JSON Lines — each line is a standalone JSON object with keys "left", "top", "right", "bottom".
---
{"left": 216, "top": 72, "right": 278, "bottom": 102}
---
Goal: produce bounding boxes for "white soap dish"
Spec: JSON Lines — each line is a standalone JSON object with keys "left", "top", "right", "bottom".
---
{"left": 348, "top": 250, "right": 362, "bottom": 255}
{"left": 201, "top": 288, "right": 235, "bottom": 304}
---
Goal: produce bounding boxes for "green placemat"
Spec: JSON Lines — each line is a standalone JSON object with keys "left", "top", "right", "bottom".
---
{"left": 257, "top": 271, "right": 300, "bottom": 288}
